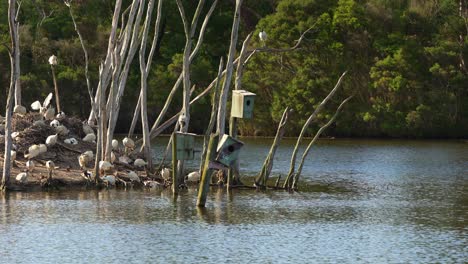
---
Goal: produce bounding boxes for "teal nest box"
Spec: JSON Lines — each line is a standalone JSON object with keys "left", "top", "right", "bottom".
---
{"left": 174, "top": 132, "right": 196, "bottom": 160}
{"left": 231, "top": 90, "right": 256, "bottom": 119}
{"left": 215, "top": 135, "right": 244, "bottom": 167}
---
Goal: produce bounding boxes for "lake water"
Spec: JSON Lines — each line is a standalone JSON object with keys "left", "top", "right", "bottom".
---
{"left": 1, "top": 138, "right": 467, "bottom": 263}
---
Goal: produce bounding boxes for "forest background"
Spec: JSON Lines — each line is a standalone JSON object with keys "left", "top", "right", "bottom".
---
{"left": 0, "top": 0, "right": 466, "bottom": 138}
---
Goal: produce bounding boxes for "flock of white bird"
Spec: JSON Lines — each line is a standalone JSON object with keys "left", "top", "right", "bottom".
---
{"left": 4, "top": 91, "right": 204, "bottom": 187}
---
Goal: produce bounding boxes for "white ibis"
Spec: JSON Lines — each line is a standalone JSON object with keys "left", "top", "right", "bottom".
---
{"left": 186, "top": 171, "right": 201, "bottom": 182}
{"left": 31, "top": 101, "right": 42, "bottom": 111}
{"left": 82, "top": 122, "right": 94, "bottom": 135}
{"left": 55, "top": 125, "right": 69, "bottom": 136}
{"left": 127, "top": 171, "right": 140, "bottom": 183}
{"left": 82, "top": 133, "right": 96, "bottom": 143}
{"left": 24, "top": 145, "right": 41, "bottom": 159}
{"left": 78, "top": 154, "right": 90, "bottom": 170}
{"left": 46, "top": 160, "right": 55, "bottom": 173}
{"left": 11, "top": 132, "right": 20, "bottom": 141}
{"left": 101, "top": 175, "right": 116, "bottom": 186}
{"left": 259, "top": 29, "right": 267, "bottom": 47}
{"left": 83, "top": 150, "right": 93, "bottom": 159}
{"left": 118, "top": 155, "right": 132, "bottom": 165}
{"left": 49, "top": 55, "right": 58, "bottom": 65}
{"left": 13, "top": 105, "right": 27, "bottom": 115}
{"left": 38, "top": 144, "right": 47, "bottom": 154}
{"left": 122, "top": 137, "right": 135, "bottom": 153}
{"left": 111, "top": 151, "right": 117, "bottom": 164}
{"left": 134, "top": 159, "right": 147, "bottom": 168}
{"left": 50, "top": 120, "right": 60, "bottom": 128}
{"left": 46, "top": 134, "right": 58, "bottom": 146}
{"left": 99, "top": 161, "right": 113, "bottom": 174}
{"left": 112, "top": 139, "right": 119, "bottom": 150}
{"left": 43, "top": 107, "right": 55, "bottom": 120}
{"left": 16, "top": 172, "right": 29, "bottom": 184}
{"left": 26, "top": 160, "right": 35, "bottom": 172}
{"left": 56, "top": 111, "right": 66, "bottom": 119}
{"left": 161, "top": 168, "right": 171, "bottom": 181}
{"left": 10, "top": 150, "right": 17, "bottom": 164}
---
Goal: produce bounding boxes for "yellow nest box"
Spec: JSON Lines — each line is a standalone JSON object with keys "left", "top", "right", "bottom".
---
{"left": 231, "top": 90, "right": 256, "bottom": 119}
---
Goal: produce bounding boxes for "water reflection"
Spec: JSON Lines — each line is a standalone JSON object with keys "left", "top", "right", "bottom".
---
{"left": 0, "top": 139, "right": 467, "bottom": 263}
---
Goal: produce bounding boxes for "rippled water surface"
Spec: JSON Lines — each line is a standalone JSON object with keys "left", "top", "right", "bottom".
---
{"left": 1, "top": 138, "right": 467, "bottom": 263}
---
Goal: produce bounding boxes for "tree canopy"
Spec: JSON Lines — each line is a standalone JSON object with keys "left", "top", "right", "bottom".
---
{"left": 1, "top": 0, "right": 467, "bottom": 138}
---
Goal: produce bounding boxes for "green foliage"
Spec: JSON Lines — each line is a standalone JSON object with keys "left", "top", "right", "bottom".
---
{"left": 0, "top": 0, "right": 467, "bottom": 137}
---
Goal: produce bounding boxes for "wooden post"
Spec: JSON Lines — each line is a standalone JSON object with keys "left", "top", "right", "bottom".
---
{"left": 171, "top": 133, "right": 178, "bottom": 194}
{"left": 197, "top": 133, "right": 219, "bottom": 207}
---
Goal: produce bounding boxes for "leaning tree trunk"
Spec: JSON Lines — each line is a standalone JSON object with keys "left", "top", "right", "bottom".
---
{"left": 2, "top": 0, "right": 19, "bottom": 191}
{"left": 292, "top": 95, "right": 353, "bottom": 190}
{"left": 255, "top": 107, "right": 292, "bottom": 187}
{"left": 217, "top": 0, "right": 243, "bottom": 137}
{"left": 284, "top": 71, "right": 347, "bottom": 189}
{"left": 199, "top": 57, "right": 223, "bottom": 174}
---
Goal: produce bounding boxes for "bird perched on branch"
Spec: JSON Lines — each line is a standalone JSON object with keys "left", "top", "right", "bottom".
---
{"left": 82, "top": 122, "right": 94, "bottom": 135}
{"left": 82, "top": 133, "right": 96, "bottom": 143}
{"left": 259, "top": 29, "right": 267, "bottom": 47}
{"left": 112, "top": 139, "right": 119, "bottom": 151}
{"left": 13, "top": 105, "right": 27, "bottom": 115}
{"left": 99, "top": 161, "right": 114, "bottom": 176}
{"left": 127, "top": 171, "right": 140, "bottom": 183}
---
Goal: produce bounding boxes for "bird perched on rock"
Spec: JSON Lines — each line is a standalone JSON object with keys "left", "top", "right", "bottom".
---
{"left": 16, "top": 171, "right": 29, "bottom": 184}
{"left": 82, "top": 133, "right": 96, "bottom": 143}
{"left": 127, "top": 171, "right": 140, "bottom": 183}
{"left": 13, "top": 105, "right": 27, "bottom": 115}
{"left": 122, "top": 137, "right": 135, "bottom": 154}
{"left": 134, "top": 159, "right": 147, "bottom": 168}
{"left": 186, "top": 171, "right": 201, "bottom": 182}
{"left": 46, "top": 134, "right": 58, "bottom": 146}
{"left": 26, "top": 160, "right": 35, "bottom": 172}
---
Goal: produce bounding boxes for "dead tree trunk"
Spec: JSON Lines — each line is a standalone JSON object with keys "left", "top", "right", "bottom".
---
{"left": 2, "top": 0, "right": 19, "bottom": 191}
{"left": 283, "top": 71, "right": 347, "bottom": 189}
{"left": 139, "top": 0, "right": 163, "bottom": 171}
{"left": 227, "top": 32, "right": 252, "bottom": 187}
{"left": 292, "top": 95, "right": 353, "bottom": 189}
{"left": 255, "top": 107, "right": 292, "bottom": 187}
{"left": 217, "top": 0, "right": 243, "bottom": 137}
{"left": 175, "top": 0, "right": 206, "bottom": 185}
{"left": 199, "top": 57, "right": 223, "bottom": 174}
{"left": 135, "top": 0, "right": 218, "bottom": 145}
{"left": 65, "top": 0, "right": 97, "bottom": 121}
{"left": 14, "top": 2, "right": 21, "bottom": 107}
